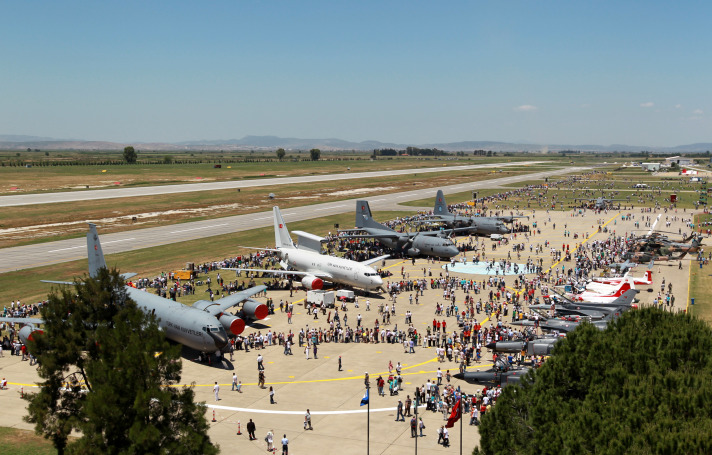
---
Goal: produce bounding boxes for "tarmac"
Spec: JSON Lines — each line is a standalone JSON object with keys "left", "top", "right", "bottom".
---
{"left": 0, "top": 205, "right": 697, "bottom": 454}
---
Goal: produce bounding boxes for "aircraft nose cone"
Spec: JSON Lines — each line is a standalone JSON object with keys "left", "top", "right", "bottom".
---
{"left": 207, "top": 329, "right": 229, "bottom": 350}
{"left": 486, "top": 342, "right": 496, "bottom": 350}
{"left": 447, "top": 246, "right": 459, "bottom": 257}
{"left": 453, "top": 373, "right": 464, "bottom": 380}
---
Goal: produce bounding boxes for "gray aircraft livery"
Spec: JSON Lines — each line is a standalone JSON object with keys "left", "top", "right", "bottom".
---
{"left": 338, "top": 200, "right": 459, "bottom": 259}
{"left": 0, "top": 224, "right": 268, "bottom": 355}
{"left": 426, "top": 190, "right": 511, "bottom": 235}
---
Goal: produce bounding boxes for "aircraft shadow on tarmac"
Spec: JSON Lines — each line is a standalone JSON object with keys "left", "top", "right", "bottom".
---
{"left": 180, "top": 344, "right": 235, "bottom": 370}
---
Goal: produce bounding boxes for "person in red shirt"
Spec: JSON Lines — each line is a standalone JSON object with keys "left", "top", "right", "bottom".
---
{"left": 442, "top": 320, "right": 447, "bottom": 332}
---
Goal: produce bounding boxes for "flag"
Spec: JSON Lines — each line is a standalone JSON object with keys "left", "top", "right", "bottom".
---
{"left": 445, "top": 398, "right": 461, "bottom": 428}
{"left": 360, "top": 389, "right": 369, "bottom": 406}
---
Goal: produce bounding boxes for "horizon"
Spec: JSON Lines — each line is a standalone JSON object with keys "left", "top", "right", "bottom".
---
{"left": 2, "top": 2, "right": 710, "bottom": 146}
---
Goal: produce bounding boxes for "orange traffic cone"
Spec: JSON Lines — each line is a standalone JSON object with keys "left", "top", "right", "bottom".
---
{"left": 237, "top": 420, "right": 242, "bottom": 435}
{"left": 212, "top": 410, "right": 216, "bottom": 422}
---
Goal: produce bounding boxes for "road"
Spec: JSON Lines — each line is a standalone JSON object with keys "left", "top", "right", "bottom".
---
{"left": 0, "top": 166, "right": 589, "bottom": 273}
{"left": 0, "top": 162, "right": 541, "bottom": 207}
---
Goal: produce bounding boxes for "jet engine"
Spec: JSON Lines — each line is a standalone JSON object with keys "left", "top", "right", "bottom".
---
{"left": 241, "top": 299, "right": 269, "bottom": 321}
{"left": 18, "top": 324, "right": 43, "bottom": 346}
{"left": 218, "top": 313, "right": 246, "bottom": 335}
{"left": 301, "top": 276, "right": 324, "bottom": 290}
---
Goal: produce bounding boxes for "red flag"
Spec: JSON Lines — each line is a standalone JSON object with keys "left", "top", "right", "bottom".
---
{"left": 445, "top": 398, "right": 462, "bottom": 428}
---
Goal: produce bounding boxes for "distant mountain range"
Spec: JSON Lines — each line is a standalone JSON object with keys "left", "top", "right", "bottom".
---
{"left": 1, "top": 134, "right": 710, "bottom": 153}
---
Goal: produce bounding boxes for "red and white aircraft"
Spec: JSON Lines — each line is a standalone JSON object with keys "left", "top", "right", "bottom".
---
{"left": 566, "top": 281, "right": 636, "bottom": 304}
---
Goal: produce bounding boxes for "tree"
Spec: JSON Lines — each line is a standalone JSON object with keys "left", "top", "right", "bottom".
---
{"left": 276, "top": 148, "right": 286, "bottom": 160}
{"left": 309, "top": 148, "right": 321, "bottom": 161}
{"left": 26, "top": 268, "right": 218, "bottom": 455}
{"left": 123, "top": 146, "right": 137, "bottom": 163}
{"left": 163, "top": 155, "right": 173, "bottom": 164}
{"left": 474, "top": 308, "right": 712, "bottom": 454}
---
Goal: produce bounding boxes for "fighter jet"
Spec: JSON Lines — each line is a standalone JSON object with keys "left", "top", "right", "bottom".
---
{"left": 226, "top": 207, "right": 388, "bottom": 292}
{"left": 453, "top": 357, "right": 531, "bottom": 387}
{"left": 0, "top": 224, "right": 268, "bottom": 355}
{"left": 338, "top": 200, "right": 459, "bottom": 259}
{"left": 423, "top": 190, "right": 512, "bottom": 235}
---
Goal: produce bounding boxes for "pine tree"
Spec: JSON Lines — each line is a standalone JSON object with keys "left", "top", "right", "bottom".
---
{"left": 25, "top": 268, "right": 218, "bottom": 455}
{"left": 475, "top": 308, "right": 712, "bottom": 454}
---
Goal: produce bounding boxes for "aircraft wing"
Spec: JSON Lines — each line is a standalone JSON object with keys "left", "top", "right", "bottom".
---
{"left": 41, "top": 272, "right": 138, "bottom": 286}
{"left": 205, "top": 285, "right": 268, "bottom": 316}
{"left": 361, "top": 254, "right": 390, "bottom": 266}
{"left": 222, "top": 267, "right": 334, "bottom": 280}
{"left": 0, "top": 317, "right": 44, "bottom": 325}
{"left": 339, "top": 232, "right": 401, "bottom": 240}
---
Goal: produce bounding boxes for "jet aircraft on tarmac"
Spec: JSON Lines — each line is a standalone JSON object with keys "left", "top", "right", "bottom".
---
{"left": 228, "top": 207, "right": 387, "bottom": 292}
{"left": 0, "top": 224, "right": 268, "bottom": 355}
{"left": 423, "top": 190, "right": 520, "bottom": 235}
{"left": 338, "top": 200, "right": 459, "bottom": 259}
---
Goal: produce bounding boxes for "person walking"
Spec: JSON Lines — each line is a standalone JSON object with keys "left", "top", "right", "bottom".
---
{"left": 419, "top": 417, "right": 426, "bottom": 437}
{"left": 247, "top": 419, "right": 256, "bottom": 440}
{"left": 410, "top": 416, "right": 417, "bottom": 437}
{"left": 304, "top": 409, "right": 313, "bottom": 430}
{"left": 232, "top": 373, "right": 238, "bottom": 391}
{"left": 213, "top": 381, "right": 220, "bottom": 401}
{"left": 269, "top": 386, "right": 276, "bottom": 404}
{"left": 266, "top": 429, "right": 274, "bottom": 451}
{"left": 396, "top": 400, "right": 405, "bottom": 421}
{"left": 338, "top": 355, "right": 342, "bottom": 371}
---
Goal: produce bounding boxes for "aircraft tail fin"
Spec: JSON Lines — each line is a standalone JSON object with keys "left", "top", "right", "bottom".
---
{"left": 645, "top": 270, "right": 652, "bottom": 283}
{"left": 273, "top": 207, "right": 295, "bottom": 249}
{"left": 87, "top": 223, "right": 107, "bottom": 278}
{"left": 613, "top": 282, "right": 632, "bottom": 297}
{"left": 434, "top": 190, "right": 451, "bottom": 215}
{"left": 355, "top": 200, "right": 392, "bottom": 231}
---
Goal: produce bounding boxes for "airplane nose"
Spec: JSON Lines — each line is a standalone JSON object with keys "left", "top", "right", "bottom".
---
{"left": 453, "top": 372, "right": 464, "bottom": 380}
{"left": 447, "top": 246, "right": 459, "bottom": 257}
{"left": 207, "top": 329, "right": 229, "bottom": 350}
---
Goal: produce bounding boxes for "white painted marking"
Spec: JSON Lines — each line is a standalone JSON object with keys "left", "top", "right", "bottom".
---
{"left": 169, "top": 224, "right": 228, "bottom": 234}
{"left": 208, "top": 403, "right": 426, "bottom": 415}
{"left": 48, "top": 237, "right": 135, "bottom": 253}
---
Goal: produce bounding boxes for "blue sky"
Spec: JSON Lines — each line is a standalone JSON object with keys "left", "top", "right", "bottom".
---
{"left": 1, "top": 1, "right": 710, "bottom": 146}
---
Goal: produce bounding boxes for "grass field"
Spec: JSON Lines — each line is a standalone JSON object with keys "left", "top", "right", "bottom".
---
{"left": 0, "top": 427, "right": 57, "bottom": 455}
{"left": 688, "top": 213, "right": 712, "bottom": 323}
{"left": 0, "top": 154, "right": 540, "bottom": 194}
{"left": 0, "top": 167, "right": 540, "bottom": 248}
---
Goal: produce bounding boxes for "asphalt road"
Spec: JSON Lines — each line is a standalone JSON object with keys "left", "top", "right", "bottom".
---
{"left": 0, "top": 166, "right": 589, "bottom": 273}
{"left": 0, "top": 162, "right": 540, "bottom": 207}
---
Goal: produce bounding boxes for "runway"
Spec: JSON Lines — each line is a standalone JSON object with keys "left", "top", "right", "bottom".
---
{"left": 0, "top": 162, "right": 540, "bottom": 207}
{"left": 0, "top": 166, "right": 589, "bottom": 273}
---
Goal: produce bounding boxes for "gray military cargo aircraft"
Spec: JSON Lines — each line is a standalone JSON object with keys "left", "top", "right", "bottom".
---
{"left": 423, "top": 190, "right": 517, "bottom": 235}
{"left": 0, "top": 224, "right": 268, "bottom": 355}
{"left": 338, "top": 200, "right": 459, "bottom": 259}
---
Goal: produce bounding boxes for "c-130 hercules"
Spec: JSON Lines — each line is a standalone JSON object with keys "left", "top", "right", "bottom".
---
{"left": 0, "top": 224, "right": 268, "bottom": 355}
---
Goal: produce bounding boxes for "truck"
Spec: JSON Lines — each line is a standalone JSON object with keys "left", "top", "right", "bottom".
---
{"left": 306, "top": 290, "right": 335, "bottom": 308}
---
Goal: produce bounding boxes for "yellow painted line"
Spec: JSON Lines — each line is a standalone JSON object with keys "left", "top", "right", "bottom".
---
{"left": 383, "top": 260, "right": 407, "bottom": 271}
{"left": 177, "top": 363, "right": 496, "bottom": 388}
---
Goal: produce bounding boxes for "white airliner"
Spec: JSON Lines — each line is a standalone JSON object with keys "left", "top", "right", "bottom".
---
{"left": 227, "top": 207, "right": 387, "bottom": 292}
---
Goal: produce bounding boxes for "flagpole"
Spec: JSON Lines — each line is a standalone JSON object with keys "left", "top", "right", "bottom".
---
{"left": 414, "top": 391, "right": 419, "bottom": 455}
{"left": 459, "top": 397, "right": 463, "bottom": 455}
{"left": 367, "top": 383, "right": 370, "bottom": 455}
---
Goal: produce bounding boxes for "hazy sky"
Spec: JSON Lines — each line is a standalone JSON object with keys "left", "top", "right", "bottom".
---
{"left": 2, "top": 1, "right": 710, "bottom": 146}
